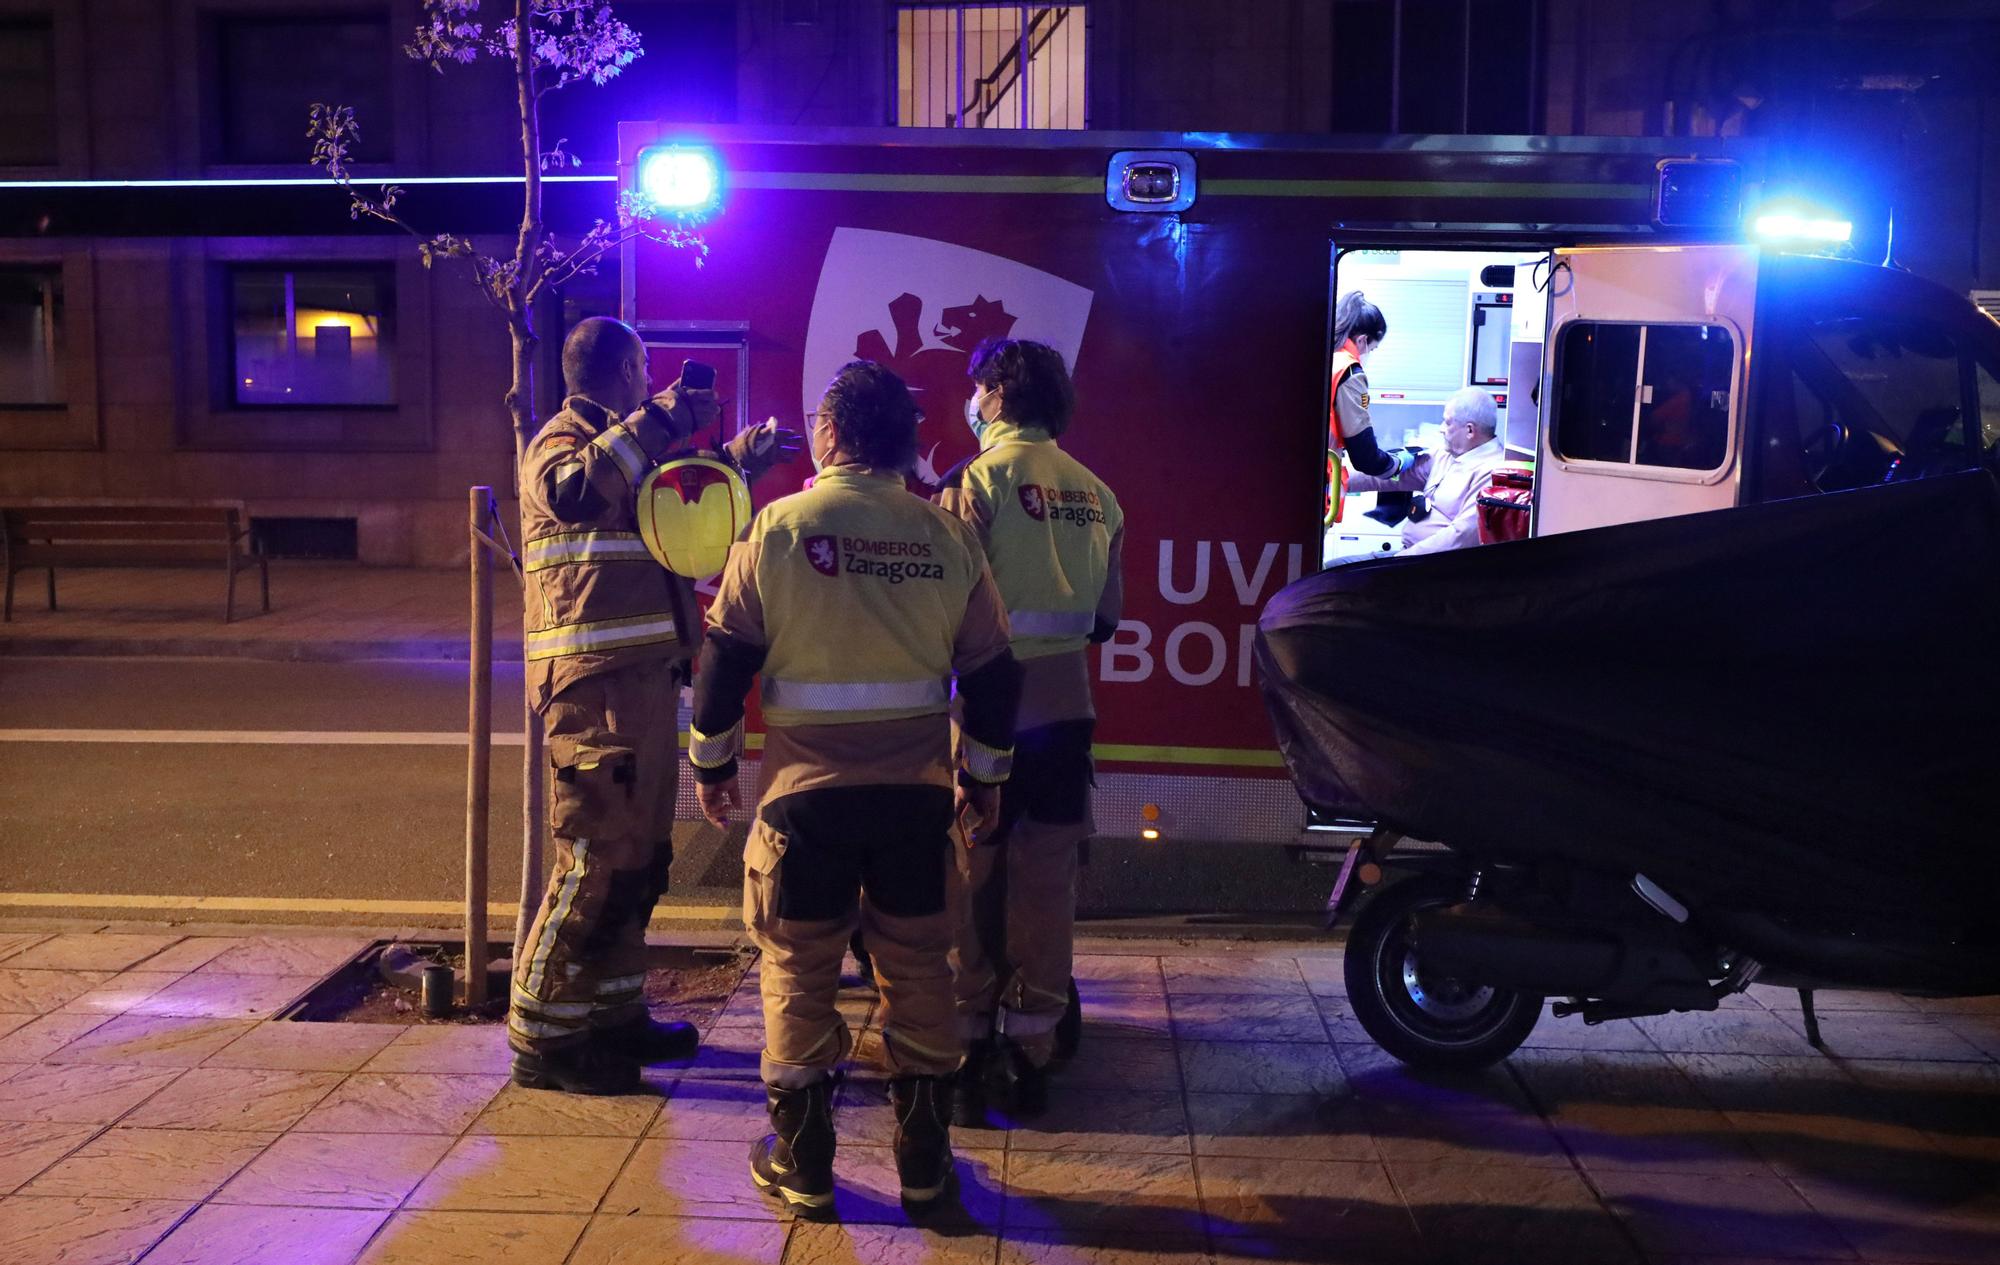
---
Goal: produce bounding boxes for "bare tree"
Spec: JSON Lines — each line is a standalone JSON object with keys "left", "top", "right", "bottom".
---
{"left": 308, "top": 0, "right": 706, "bottom": 958}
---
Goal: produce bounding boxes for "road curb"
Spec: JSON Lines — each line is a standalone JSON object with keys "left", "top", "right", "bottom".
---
{"left": 0, "top": 636, "right": 525, "bottom": 663}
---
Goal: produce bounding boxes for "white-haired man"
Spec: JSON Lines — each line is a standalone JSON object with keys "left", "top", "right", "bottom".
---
{"left": 1347, "top": 386, "right": 1507, "bottom": 557}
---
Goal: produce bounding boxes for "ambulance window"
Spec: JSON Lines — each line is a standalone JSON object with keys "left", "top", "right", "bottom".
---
{"left": 1555, "top": 321, "right": 1733, "bottom": 471}
{"left": 1978, "top": 361, "right": 2000, "bottom": 459}
{"left": 1553, "top": 323, "right": 1640, "bottom": 463}
{"left": 1808, "top": 317, "right": 1966, "bottom": 460}
{"left": 1636, "top": 324, "right": 1733, "bottom": 471}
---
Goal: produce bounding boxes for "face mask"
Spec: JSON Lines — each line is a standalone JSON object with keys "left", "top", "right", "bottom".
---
{"left": 964, "top": 390, "right": 997, "bottom": 440}
{"left": 808, "top": 420, "right": 830, "bottom": 472}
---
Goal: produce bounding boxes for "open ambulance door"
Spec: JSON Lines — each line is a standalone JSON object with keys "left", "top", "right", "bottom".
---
{"left": 1534, "top": 245, "right": 1758, "bottom": 536}
{"left": 1322, "top": 241, "right": 1555, "bottom": 567}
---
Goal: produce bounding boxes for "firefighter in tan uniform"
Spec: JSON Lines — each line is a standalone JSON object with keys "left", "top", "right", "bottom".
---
{"left": 690, "top": 361, "right": 1021, "bottom": 1213}
{"left": 511, "top": 317, "right": 799, "bottom": 1095}
{"left": 935, "top": 339, "right": 1123, "bottom": 1122}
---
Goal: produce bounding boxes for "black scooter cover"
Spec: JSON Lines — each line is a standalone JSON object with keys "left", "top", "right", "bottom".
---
{"left": 1255, "top": 471, "right": 2000, "bottom": 924}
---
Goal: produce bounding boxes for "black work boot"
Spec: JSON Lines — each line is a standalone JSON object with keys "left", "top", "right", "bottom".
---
{"left": 1001, "top": 1039, "right": 1050, "bottom": 1119}
{"left": 1053, "top": 977, "right": 1083, "bottom": 1063}
{"left": 890, "top": 1074, "right": 956, "bottom": 1206}
{"left": 749, "top": 1080, "right": 836, "bottom": 1215}
{"left": 596, "top": 1013, "right": 700, "bottom": 1065}
{"left": 951, "top": 1038, "right": 997, "bottom": 1129}
{"left": 510, "top": 1042, "right": 641, "bottom": 1096}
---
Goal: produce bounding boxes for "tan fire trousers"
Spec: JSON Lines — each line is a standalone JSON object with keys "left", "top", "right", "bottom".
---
{"left": 951, "top": 815, "right": 1089, "bottom": 1067}
{"left": 744, "top": 784, "right": 961, "bottom": 1089}
{"left": 509, "top": 660, "right": 680, "bottom": 1054}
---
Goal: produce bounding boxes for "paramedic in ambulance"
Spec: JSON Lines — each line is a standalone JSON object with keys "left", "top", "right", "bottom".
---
{"left": 1347, "top": 386, "right": 1508, "bottom": 556}
{"left": 937, "top": 338, "right": 1123, "bottom": 1125}
{"left": 509, "top": 317, "right": 800, "bottom": 1097}
{"left": 688, "top": 361, "right": 1022, "bottom": 1213}
{"left": 1327, "top": 291, "right": 1418, "bottom": 525}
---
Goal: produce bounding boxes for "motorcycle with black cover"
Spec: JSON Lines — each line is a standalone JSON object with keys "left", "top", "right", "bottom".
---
{"left": 1255, "top": 470, "right": 2000, "bottom": 1069}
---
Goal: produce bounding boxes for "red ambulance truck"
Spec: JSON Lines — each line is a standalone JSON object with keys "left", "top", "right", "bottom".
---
{"left": 618, "top": 124, "right": 2000, "bottom": 849}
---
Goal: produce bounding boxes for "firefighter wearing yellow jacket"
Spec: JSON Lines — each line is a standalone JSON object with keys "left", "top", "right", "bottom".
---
{"left": 510, "top": 317, "right": 799, "bottom": 1095}
{"left": 936, "top": 339, "right": 1123, "bottom": 1122}
{"left": 689, "top": 361, "right": 1021, "bottom": 1213}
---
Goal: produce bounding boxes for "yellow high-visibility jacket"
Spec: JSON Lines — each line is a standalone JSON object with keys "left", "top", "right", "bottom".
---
{"left": 935, "top": 420, "right": 1124, "bottom": 662}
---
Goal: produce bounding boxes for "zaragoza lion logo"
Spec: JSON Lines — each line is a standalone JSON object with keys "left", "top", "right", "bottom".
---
{"left": 805, "top": 535, "right": 839, "bottom": 577}
{"left": 1018, "top": 485, "right": 1047, "bottom": 521}
{"left": 803, "top": 229, "right": 1094, "bottom": 487}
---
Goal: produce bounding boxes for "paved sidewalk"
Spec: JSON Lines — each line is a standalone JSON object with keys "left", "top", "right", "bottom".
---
{"left": 2, "top": 927, "right": 1998, "bottom": 1264}
{"left": 0, "top": 565, "right": 516, "bottom": 661}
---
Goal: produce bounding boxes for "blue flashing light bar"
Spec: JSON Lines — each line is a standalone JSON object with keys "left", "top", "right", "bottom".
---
{"left": 637, "top": 146, "right": 722, "bottom": 214}
{"left": 0, "top": 175, "right": 615, "bottom": 189}
{"left": 1752, "top": 205, "right": 1853, "bottom": 244}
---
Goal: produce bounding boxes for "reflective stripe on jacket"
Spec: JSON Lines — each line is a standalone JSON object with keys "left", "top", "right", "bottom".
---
{"left": 1326, "top": 346, "right": 1364, "bottom": 524}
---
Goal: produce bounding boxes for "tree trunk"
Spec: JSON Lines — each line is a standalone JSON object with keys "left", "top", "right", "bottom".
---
{"left": 507, "top": 0, "right": 550, "bottom": 972}
{"left": 506, "top": 322, "right": 545, "bottom": 964}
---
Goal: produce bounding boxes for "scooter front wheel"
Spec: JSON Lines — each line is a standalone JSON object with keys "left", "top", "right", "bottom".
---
{"left": 1342, "top": 874, "right": 1543, "bottom": 1071}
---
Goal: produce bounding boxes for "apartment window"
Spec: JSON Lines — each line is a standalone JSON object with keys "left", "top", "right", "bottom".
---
{"left": 1331, "top": 0, "right": 1540, "bottom": 135}
{"left": 0, "top": 269, "right": 63, "bottom": 407}
{"left": 898, "top": 4, "right": 1087, "bottom": 129}
{"left": 0, "top": 17, "right": 57, "bottom": 166}
{"left": 230, "top": 267, "right": 396, "bottom": 407}
{"left": 215, "top": 14, "right": 391, "bottom": 164}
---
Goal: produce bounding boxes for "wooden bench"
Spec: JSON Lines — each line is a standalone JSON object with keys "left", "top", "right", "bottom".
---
{"left": 2, "top": 500, "right": 270, "bottom": 623}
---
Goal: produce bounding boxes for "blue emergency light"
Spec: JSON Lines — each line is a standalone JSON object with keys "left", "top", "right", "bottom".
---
{"left": 637, "top": 146, "right": 722, "bottom": 214}
{"left": 1752, "top": 203, "right": 1852, "bottom": 244}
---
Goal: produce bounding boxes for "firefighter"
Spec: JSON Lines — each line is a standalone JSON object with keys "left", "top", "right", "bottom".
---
{"left": 936, "top": 339, "right": 1122, "bottom": 1123}
{"left": 510, "top": 316, "right": 799, "bottom": 1095}
{"left": 1327, "top": 290, "right": 1417, "bottom": 525}
{"left": 689, "top": 360, "right": 1021, "bottom": 1213}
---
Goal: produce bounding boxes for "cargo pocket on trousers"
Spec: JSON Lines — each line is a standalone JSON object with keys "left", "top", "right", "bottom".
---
{"left": 743, "top": 820, "right": 788, "bottom": 932}
{"left": 549, "top": 733, "right": 640, "bottom": 846}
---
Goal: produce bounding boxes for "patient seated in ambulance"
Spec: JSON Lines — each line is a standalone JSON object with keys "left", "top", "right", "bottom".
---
{"left": 1346, "top": 387, "right": 1508, "bottom": 558}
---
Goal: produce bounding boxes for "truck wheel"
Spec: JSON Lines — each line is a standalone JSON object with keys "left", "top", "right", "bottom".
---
{"left": 1342, "top": 874, "right": 1543, "bottom": 1071}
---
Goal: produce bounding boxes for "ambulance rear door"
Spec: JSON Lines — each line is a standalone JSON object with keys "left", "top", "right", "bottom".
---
{"left": 1534, "top": 244, "right": 1759, "bottom": 536}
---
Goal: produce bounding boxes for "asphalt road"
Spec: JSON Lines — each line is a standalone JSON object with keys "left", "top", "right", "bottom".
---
{"left": 0, "top": 656, "right": 1336, "bottom": 932}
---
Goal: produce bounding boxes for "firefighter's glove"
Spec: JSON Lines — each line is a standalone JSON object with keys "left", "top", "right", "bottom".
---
{"left": 955, "top": 781, "right": 1000, "bottom": 847}
{"left": 696, "top": 776, "right": 740, "bottom": 829}
{"left": 637, "top": 383, "right": 722, "bottom": 452}
{"left": 728, "top": 418, "right": 806, "bottom": 481}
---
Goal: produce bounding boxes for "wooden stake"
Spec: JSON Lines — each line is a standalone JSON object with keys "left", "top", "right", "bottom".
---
{"left": 465, "top": 486, "right": 493, "bottom": 1007}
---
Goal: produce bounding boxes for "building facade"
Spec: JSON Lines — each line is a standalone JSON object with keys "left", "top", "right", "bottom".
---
{"left": 3, "top": 0, "right": 1995, "bottom": 564}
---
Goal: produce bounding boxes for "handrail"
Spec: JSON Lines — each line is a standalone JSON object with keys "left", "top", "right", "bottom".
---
{"left": 956, "top": 5, "right": 1072, "bottom": 128}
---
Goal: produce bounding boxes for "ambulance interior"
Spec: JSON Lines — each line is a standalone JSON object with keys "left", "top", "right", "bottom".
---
{"left": 1323, "top": 248, "right": 1550, "bottom": 566}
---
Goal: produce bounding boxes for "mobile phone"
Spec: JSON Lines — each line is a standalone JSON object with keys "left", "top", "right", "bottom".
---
{"left": 680, "top": 360, "right": 717, "bottom": 391}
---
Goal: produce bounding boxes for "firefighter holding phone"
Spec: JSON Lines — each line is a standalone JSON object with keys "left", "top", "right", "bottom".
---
{"left": 509, "top": 317, "right": 800, "bottom": 1095}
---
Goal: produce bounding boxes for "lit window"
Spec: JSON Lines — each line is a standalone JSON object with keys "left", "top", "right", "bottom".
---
{"left": 897, "top": 4, "right": 1087, "bottom": 129}
{"left": 230, "top": 267, "right": 396, "bottom": 408}
{"left": 0, "top": 269, "right": 63, "bottom": 407}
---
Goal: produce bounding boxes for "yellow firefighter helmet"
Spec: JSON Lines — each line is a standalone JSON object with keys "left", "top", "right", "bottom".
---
{"left": 635, "top": 456, "right": 752, "bottom": 581}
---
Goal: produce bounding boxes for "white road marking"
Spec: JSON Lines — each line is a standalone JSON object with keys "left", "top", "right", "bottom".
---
{"left": 0, "top": 729, "right": 528, "bottom": 746}
{"left": 0, "top": 891, "right": 735, "bottom": 921}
